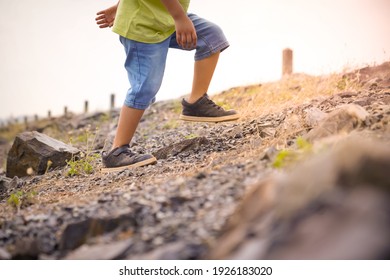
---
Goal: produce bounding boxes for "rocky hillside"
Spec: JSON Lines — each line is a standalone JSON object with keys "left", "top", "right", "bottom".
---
{"left": 0, "top": 62, "right": 389, "bottom": 260}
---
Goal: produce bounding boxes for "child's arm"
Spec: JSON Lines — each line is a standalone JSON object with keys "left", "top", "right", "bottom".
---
{"left": 95, "top": 1, "right": 119, "bottom": 28}
{"left": 160, "top": 0, "right": 197, "bottom": 49}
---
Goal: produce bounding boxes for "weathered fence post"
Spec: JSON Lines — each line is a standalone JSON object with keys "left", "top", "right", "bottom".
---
{"left": 34, "top": 114, "right": 38, "bottom": 122}
{"left": 109, "top": 93, "right": 115, "bottom": 118}
{"left": 84, "top": 100, "right": 89, "bottom": 114}
{"left": 282, "top": 48, "right": 293, "bottom": 77}
{"left": 64, "top": 106, "right": 68, "bottom": 117}
{"left": 110, "top": 94, "right": 115, "bottom": 111}
{"left": 48, "top": 110, "right": 52, "bottom": 119}
{"left": 24, "top": 116, "right": 28, "bottom": 127}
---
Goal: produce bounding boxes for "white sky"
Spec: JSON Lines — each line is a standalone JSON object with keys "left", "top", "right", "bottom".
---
{"left": 0, "top": 0, "right": 389, "bottom": 120}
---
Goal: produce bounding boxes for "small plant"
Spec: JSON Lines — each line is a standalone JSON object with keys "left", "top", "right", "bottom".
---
{"left": 272, "top": 150, "right": 297, "bottom": 169}
{"left": 295, "top": 137, "right": 313, "bottom": 152}
{"left": 66, "top": 155, "right": 80, "bottom": 176}
{"left": 45, "top": 160, "right": 53, "bottom": 174}
{"left": 336, "top": 74, "right": 360, "bottom": 92}
{"left": 336, "top": 77, "right": 348, "bottom": 91}
{"left": 66, "top": 153, "right": 100, "bottom": 177}
{"left": 184, "top": 133, "right": 198, "bottom": 140}
{"left": 162, "top": 119, "right": 179, "bottom": 130}
{"left": 7, "top": 190, "right": 37, "bottom": 212}
{"left": 171, "top": 100, "right": 183, "bottom": 114}
{"left": 7, "top": 191, "right": 23, "bottom": 210}
{"left": 215, "top": 101, "right": 232, "bottom": 110}
{"left": 99, "top": 113, "right": 110, "bottom": 123}
{"left": 76, "top": 133, "right": 89, "bottom": 144}
{"left": 66, "top": 126, "right": 101, "bottom": 176}
{"left": 272, "top": 137, "right": 313, "bottom": 169}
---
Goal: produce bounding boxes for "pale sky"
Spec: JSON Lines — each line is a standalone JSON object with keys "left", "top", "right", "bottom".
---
{"left": 1, "top": 0, "right": 389, "bottom": 121}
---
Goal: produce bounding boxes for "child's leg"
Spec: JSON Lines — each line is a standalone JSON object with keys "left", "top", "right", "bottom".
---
{"left": 102, "top": 104, "right": 154, "bottom": 172}
{"left": 111, "top": 37, "right": 170, "bottom": 149}
{"left": 188, "top": 51, "right": 220, "bottom": 104}
{"left": 169, "top": 13, "right": 229, "bottom": 103}
{"left": 112, "top": 106, "right": 144, "bottom": 149}
{"left": 169, "top": 14, "right": 239, "bottom": 122}
{"left": 102, "top": 37, "right": 170, "bottom": 170}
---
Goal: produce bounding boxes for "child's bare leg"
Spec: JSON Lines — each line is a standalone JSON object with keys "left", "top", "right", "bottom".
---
{"left": 112, "top": 106, "right": 145, "bottom": 149}
{"left": 102, "top": 105, "right": 155, "bottom": 172}
{"left": 180, "top": 50, "right": 239, "bottom": 122}
{"left": 187, "top": 51, "right": 220, "bottom": 103}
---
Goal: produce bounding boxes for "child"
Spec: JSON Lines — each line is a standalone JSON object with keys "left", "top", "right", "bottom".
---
{"left": 96, "top": 0, "right": 239, "bottom": 172}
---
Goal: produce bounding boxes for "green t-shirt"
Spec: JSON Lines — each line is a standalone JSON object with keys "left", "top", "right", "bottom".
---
{"left": 112, "top": 0, "right": 190, "bottom": 43}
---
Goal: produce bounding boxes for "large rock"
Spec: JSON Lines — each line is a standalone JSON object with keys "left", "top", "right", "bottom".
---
{"left": 6, "top": 131, "right": 80, "bottom": 178}
{"left": 304, "top": 104, "right": 369, "bottom": 142}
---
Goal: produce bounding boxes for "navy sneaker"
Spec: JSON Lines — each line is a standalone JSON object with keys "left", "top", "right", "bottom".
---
{"left": 179, "top": 93, "right": 240, "bottom": 122}
{"left": 101, "top": 145, "right": 156, "bottom": 172}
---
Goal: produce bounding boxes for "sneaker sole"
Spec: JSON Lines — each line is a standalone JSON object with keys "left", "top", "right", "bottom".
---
{"left": 179, "top": 114, "right": 240, "bottom": 123}
{"left": 100, "top": 156, "right": 157, "bottom": 173}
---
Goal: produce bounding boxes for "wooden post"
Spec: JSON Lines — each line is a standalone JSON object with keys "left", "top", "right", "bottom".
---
{"left": 282, "top": 48, "right": 293, "bottom": 77}
{"left": 110, "top": 94, "right": 115, "bottom": 111}
{"left": 84, "top": 100, "right": 89, "bottom": 114}
{"left": 48, "top": 110, "right": 52, "bottom": 119}
{"left": 34, "top": 114, "right": 38, "bottom": 122}
{"left": 109, "top": 93, "right": 115, "bottom": 118}
{"left": 64, "top": 106, "right": 68, "bottom": 117}
{"left": 24, "top": 116, "right": 28, "bottom": 127}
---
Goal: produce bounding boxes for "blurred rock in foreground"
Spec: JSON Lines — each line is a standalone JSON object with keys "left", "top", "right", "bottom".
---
{"left": 209, "top": 136, "right": 390, "bottom": 259}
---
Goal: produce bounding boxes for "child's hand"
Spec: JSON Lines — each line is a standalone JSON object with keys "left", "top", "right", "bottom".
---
{"left": 159, "top": 0, "right": 197, "bottom": 49}
{"left": 95, "top": 5, "right": 118, "bottom": 28}
{"left": 174, "top": 15, "right": 197, "bottom": 49}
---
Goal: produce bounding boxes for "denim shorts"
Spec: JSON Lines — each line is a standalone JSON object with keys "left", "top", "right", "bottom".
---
{"left": 120, "top": 13, "right": 230, "bottom": 110}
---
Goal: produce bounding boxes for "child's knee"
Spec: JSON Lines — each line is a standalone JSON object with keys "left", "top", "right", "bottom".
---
{"left": 191, "top": 16, "right": 230, "bottom": 61}
{"left": 124, "top": 82, "right": 160, "bottom": 110}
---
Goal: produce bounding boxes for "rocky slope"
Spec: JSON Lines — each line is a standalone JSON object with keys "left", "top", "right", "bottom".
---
{"left": 0, "top": 62, "right": 389, "bottom": 260}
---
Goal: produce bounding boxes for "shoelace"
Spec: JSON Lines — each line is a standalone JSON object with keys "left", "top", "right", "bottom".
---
{"left": 205, "top": 98, "right": 224, "bottom": 111}
{"left": 111, "top": 145, "right": 135, "bottom": 157}
{"left": 121, "top": 147, "right": 135, "bottom": 157}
